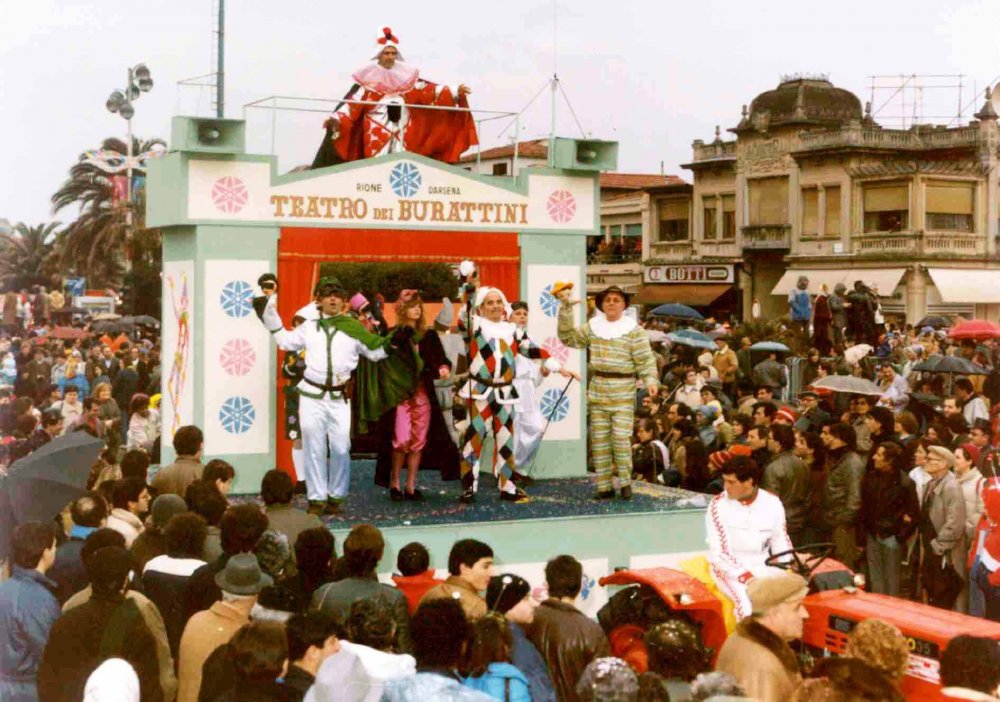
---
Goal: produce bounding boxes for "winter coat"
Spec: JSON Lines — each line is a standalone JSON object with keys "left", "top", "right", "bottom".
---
{"left": 920, "top": 472, "right": 969, "bottom": 580}
{"left": 143, "top": 555, "right": 206, "bottom": 658}
{"left": 420, "top": 575, "right": 488, "bottom": 622}
{"left": 37, "top": 591, "right": 163, "bottom": 702}
{"left": 391, "top": 571, "right": 445, "bottom": 615}
{"left": 48, "top": 529, "right": 94, "bottom": 604}
{"left": 382, "top": 672, "right": 493, "bottom": 702}
{"left": 752, "top": 359, "right": 786, "bottom": 390}
{"left": 0, "top": 567, "right": 60, "bottom": 702}
{"left": 715, "top": 618, "right": 801, "bottom": 702}
{"left": 311, "top": 576, "right": 412, "bottom": 653}
{"left": 177, "top": 598, "right": 254, "bottom": 702}
{"left": 509, "top": 621, "right": 555, "bottom": 702}
{"left": 463, "top": 662, "right": 532, "bottom": 702}
{"left": 859, "top": 468, "right": 919, "bottom": 542}
{"left": 264, "top": 504, "right": 322, "bottom": 556}
{"left": 150, "top": 455, "right": 203, "bottom": 498}
{"left": 821, "top": 448, "right": 865, "bottom": 528}
{"left": 761, "top": 452, "right": 811, "bottom": 535}
{"left": 712, "top": 346, "right": 739, "bottom": 383}
{"left": 957, "top": 468, "right": 987, "bottom": 541}
{"left": 526, "top": 599, "right": 610, "bottom": 702}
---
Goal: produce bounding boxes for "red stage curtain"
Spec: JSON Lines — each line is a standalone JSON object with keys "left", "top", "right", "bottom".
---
{"left": 274, "top": 228, "right": 520, "bottom": 478}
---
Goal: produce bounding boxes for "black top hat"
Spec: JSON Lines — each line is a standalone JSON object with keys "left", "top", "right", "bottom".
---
{"left": 595, "top": 285, "right": 631, "bottom": 311}
{"left": 214, "top": 553, "right": 274, "bottom": 595}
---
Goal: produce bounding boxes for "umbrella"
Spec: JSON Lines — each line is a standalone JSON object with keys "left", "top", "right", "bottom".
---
{"left": 912, "top": 355, "right": 989, "bottom": 375}
{"left": 706, "top": 328, "right": 729, "bottom": 339}
{"left": 49, "top": 326, "right": 88, "bottom": 340}
{"left": 91, "top": 312, "right": 122, "bottom": 321}
{"left": 646, "top": 329, "right": 669, "bottom": 343}
{"left": 810, "top": 375, "right": 884, "bottom": 396}
{"left": 916, "top": 315, "right": 952, "bottom": 330}
{"left": 1, "top": 432, "right": 103, "bottom": 523}
{"left": 648, "top": 303, "right": 704, "bottom": 321}
{"left": 750, "top": 341, "right": 790, "bottom": 353}
{"left": 674, "top": 328, "right": 714, "bottom": 343}
{"left": 843, "top": 344, "right": 873, "bottom": 366}
{"left": 665, "top": 332, "right": 715, "bottom": 351}
{"left": 91, "top": 319, "right": 134, "bottom": 334}
{"left": 948, "top": 319, "right": 1000, "bottom": 341}
{"left": 122, "top": 315, "right": 160, "bottom": 328}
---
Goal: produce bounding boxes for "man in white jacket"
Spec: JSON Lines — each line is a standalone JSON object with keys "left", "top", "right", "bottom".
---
{"left": 706, "top": 454, "right": 793, "bottom": 620}
{"left": 509, "top": 302, "right": 547, "bottom": 473}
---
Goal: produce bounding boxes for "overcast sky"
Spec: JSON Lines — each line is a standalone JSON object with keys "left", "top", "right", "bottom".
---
{"left": 2, "top": 0, "right": 999, "bottom": 227}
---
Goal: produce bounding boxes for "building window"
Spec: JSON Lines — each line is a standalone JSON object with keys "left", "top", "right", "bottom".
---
{"left": 624, "top": 223, "right": 642, "bottom": 238}
{"left": 925, "top": 180, "right": 973, "bottom": 232}
{"left": 825, "top": 186, "right": 841, "bottom": 236}
{"left": 801, "top": 188, "right": 819, "bottom": 236}
{"left": 863, "top": 182, "right": 909, "bottom": 233}
{"left": 722, "top": 195, "right": 736, "bottom": 239}
{"left": 657, "top": 200, "right": 689, "bottom": 242}
{"left": 703, "top": 197, "right": 718, "bottom": 240}
{"left": 747, "top": 177, "right": 789, "bottom": 225}
{"left": 492, "top": 162, "right": 509, "bottom": 176}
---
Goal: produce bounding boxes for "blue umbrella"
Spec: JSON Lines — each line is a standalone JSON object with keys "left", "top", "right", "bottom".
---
{"left": 666, "top": 332, "right": 715, "bottom": 351}
{"left": 750, "top": 341, "right": 791, "bottom": 353}
{"left": 674, "top": 328, "right": 714, "bottom": 343}
{"left": 649, "top": 303, "right": 704, "bottom": 320}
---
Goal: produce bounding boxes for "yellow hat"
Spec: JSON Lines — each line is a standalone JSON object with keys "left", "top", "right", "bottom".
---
{"left": 551, "top": 281, "right": 574, "bottom": 297}
{"left": 149, "top": 393, "right": 162, "bottom": 409}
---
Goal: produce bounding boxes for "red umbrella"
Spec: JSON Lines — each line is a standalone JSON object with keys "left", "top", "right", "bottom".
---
{"left": 948, "top": 319, "right": 1000, "bottom": 340}
{"left": 50, "top": 326, "right": 88, "bottom": 340}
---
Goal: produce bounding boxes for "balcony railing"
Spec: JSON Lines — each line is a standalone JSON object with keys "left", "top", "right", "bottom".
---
{"left": 587, "top": 251, "right": 643, "bottom": 264}
{"left": 798, "top": 126, "right": 980, "bottom": 152}
{"left": 691, "top": 140, "right": 737, "bottom": 162}
{"left": 649, "top": 240, "right": 694, "bottom": 260}
{"left": 851, "top": 231, "right": 986, "bottom": 256}
{"left": 741, "top": 225, "right": 791, "bottom": 250}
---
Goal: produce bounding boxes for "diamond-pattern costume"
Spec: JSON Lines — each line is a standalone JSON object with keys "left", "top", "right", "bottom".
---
{"left": 558, "top": 306, "right": 658, "bottom": 493}
{"left": 458, "top": 315, "right": 558, "bottom": 496}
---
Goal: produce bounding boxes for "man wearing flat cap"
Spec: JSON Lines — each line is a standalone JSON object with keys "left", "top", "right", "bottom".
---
{"left": 556, "top": 284, "right": 658, "bottom": 500}
{"left": 715, "top": 572, "right": 808, "bottom": 702}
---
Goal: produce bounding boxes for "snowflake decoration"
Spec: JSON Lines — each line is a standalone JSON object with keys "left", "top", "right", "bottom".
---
{"left": 220, "top": 396, "right": 255, "bottom": 434}
{"left": 389, "top": 162, "right": 422, "bottom": 197}
{"left": 539, "top": 284, "right": 560, "bottom": 318}
{"left": 542, "top": 337, "right": 570, "bottom": 365}
{"left": 540, "top": 387, "right": 570, "bottom": 423}
{"left": 212, "top": 176, "right": 248, "bottom": 214}
{"left": 546, "top": 189, "right": 577, "bottom": 223}
{"left": 220, "top": 280, "right": 253, "bottom": 318}
{"left": 219, "top": 338, "right": 256, "bottom": 376}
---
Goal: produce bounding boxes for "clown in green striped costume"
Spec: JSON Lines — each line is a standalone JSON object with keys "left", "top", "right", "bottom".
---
{"left": 557, "top": 284, "right": 659, "bottom": 499}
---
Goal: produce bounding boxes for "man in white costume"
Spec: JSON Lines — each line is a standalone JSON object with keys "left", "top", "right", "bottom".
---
{"left": 259, "top": 276, "right": 398, "bottom": 515}
{"left": 509, "top": 301, "right": 547, "bottom": 472}
{"left": 706, "top": 453, "right": 793, "bottom": 620}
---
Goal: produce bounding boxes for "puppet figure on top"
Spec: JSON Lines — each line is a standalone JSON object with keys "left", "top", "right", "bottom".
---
{"left": 313, "top": 26, "right": 478, "bottom": 167}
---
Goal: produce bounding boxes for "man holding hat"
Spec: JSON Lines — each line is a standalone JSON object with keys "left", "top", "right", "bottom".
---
{"left": 258, "top": 275, "right": 402, "bottom": 514}
{"left": 556, "top": 284, "right": 658, "bottom": 500}
{"left": 715, "top": 572, "right": 808, "bottom": 702}
{"left": 456, "top": 275, "right": 577, "bottom": 503}
{"left": 177, "top": 553, "right": 272, "bottom": 702}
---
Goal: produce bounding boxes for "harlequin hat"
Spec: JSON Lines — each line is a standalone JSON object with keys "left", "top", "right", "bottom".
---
{"left": 371, "top": 26, "right": 404, "bottom": 60}
{"left": 595, "top": 285, "right": 630, "bottom": 311}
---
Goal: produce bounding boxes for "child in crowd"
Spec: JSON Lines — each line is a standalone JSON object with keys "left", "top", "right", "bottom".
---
{"left": 631, "top": 418, "right": 669, "bottom": 483}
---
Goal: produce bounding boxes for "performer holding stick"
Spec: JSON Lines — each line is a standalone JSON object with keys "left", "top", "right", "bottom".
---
{"left": 456, "top": 263, "right": 578, "bottom": 503}
{"left": 556, "top": 283, "right": 658, "bottom": 500}
{"left": 509, "top": 301, "right": 546, "bottom": 475}
{"left": 256, "top": 275, "right": 401, "bottom": 515}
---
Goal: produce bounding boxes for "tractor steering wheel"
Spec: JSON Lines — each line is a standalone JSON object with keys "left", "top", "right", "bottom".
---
{"left": 764, "top": 542, "right": 836, "bottom": 581}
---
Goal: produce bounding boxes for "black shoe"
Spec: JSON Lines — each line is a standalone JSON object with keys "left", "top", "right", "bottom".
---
{"left": 620, "top": 486, "right": 632, "bottom": 501}
{"left": 593, "top": 490, "right": 615, "bottom": 500}
{"left": 501, "top": 488, "right": 531, "bottom": 503}
{"left": 511, "top": 472, "right": 536, "bottom": 486}
{"left": 390, "top": 487, "right": 404, "bottom": 502}
{"left": 460, "top": 489, "right": 476, "bottom": 504}
{"left": 404, "top": 489, "right": 424, "bottom": 502}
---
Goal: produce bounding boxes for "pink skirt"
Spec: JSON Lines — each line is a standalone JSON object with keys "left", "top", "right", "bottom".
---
{"left": 393, "top": 386, "right": 431, "bottom": 453}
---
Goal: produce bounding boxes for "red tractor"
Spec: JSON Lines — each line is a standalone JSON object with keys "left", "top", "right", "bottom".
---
{"left": 598, "top": 543, "right": 1000, "bottom": 701}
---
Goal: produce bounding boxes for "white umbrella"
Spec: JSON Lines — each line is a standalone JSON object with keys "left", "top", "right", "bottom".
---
{"left": 843, "top": 344, "right": 873, "bottom": 366}
{"left": 646, "top": 329, "right": 669, "bottom": 343}
{"left": 811, "top": 375, "right": 883, "bottom": 396}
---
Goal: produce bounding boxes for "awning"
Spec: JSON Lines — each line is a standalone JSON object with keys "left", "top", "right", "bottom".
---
{"left": 927, "top": 268, "right": 1000, "bottom": 303}
{"left": 771, "top": 268, "right": 906, "bottom": 296}
{"left": 636, "top": 283, "right": 731, "bottom": 306}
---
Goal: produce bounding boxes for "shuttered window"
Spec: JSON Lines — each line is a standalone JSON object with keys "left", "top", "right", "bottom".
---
{"left": 801, "top": 188, "right": 819, "bottom": 236}
{"left": 722, "top": 195, "right": 736, "bottom": 239}
{"left": 825, "top": 186, "right": 841, "bottom": 235}
{"left": 658, "top": 200, "right": 688, "bottom": 220}
{"left": 926, "top": 181, "right": 973, "bottom": 214}
{"left": 703, "top": 197, "right": 717, "bottom": 240}
{"left": 863, "top": 183, "right": 908, "bottom": 212}
{"left": 657, "top": 199, "right": 690, "bottom": 242}
{"left": 748, "top": 177, "right": 789, "bottom": 225}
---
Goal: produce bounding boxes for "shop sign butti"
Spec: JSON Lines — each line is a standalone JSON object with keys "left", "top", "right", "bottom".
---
{"left": 644, "top": 264, "right": 734, "bottom": 284}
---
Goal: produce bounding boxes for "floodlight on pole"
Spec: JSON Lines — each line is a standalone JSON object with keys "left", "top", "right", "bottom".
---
{"left": 106, "top": 90, "right": 126, "bottom": 114}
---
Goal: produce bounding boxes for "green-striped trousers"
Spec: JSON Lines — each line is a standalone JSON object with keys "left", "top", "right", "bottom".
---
{"left": 590, "top": 402, "right": 634, "bottom": 492}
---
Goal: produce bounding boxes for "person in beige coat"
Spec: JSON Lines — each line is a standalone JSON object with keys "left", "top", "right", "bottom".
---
{"left": 715, "top": 572, "right": 808, "bottom": 702}
{"left": 175, "top": 554, "right": 271, "bottom": 702}
{"left": 919, "top": 446, "right": 968, "bottom": 610}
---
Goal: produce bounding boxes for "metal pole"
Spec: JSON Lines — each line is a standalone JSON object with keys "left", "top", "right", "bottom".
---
{"left": 513, "top": 115, "right": 520, "bottom": 177}
{"left": 549, "top": 75, "right": 557, "bottom": 167}
{"left": 126, "top": 68, "right": 134, "bottom": 228}
{"left": 271, "top": 96, "right": 277, "bottom": 154}
{"left": 217, "top": 0, "right": 225, "bottom": 118}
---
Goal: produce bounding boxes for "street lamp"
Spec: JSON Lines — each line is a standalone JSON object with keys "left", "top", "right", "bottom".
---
{"left": 106, "top": 63, "right": 154, "bottom": 225}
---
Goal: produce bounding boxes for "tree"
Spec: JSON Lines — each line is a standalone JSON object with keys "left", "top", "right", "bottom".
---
{"left": 0, "top": 222, "right": 61, "bottom": 290}
{"left": 317, "top": 262, "right": 457, "bottom": 302}
{"left": 51, "top": 136, "right": 166, "bottom": 292}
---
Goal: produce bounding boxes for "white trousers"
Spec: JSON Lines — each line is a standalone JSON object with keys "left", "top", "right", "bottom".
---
{"left": 513, "top": 399, "right": 544, "bottom": 469}
{"left": 298, "top": 394, "right": 352, "bottom": 502}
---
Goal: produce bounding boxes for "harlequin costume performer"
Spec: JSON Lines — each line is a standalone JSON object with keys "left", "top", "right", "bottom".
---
{"left": 556, "top": 283, "right": 658, "bottom": 500}
{"left": 457, "top": 282, "right": 577, "bottom": 503}
{"left": 281, "top": 302, "right": 317, "bottom": 481}
{"left": 368, "top": 290, "right": 461, "bottom": 500}
{"left": 317, "top": 26, "right": 477, "bottom": 165}
{"left": 259, "top": 276, "right": 404, "bottom": 514}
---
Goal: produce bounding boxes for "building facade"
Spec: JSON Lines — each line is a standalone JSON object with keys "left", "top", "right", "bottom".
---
{"left": 674, "top": 75, "right": 1000, "bottom": 324}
